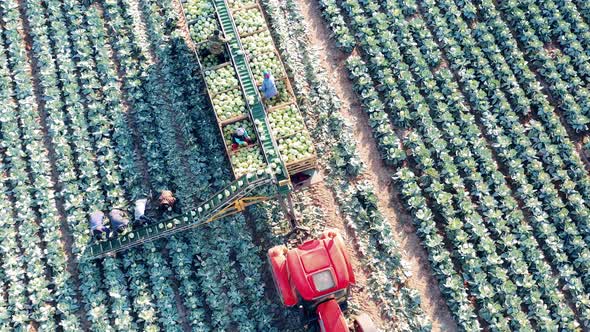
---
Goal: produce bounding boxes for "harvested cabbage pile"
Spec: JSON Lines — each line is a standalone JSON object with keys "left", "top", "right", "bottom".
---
{"left": 184, "top": 1, "right": 217, "bottom": 43}
{"left": 231, "top": 146, "right": 266, "bottom": 177}
{"left": 242, "top": 31, "right": 283, "bottom": 76}
{"left": 224, "top": 120, "right": 256, "bottom": 145}
{"left": 235, "top": 7, "right": 266, "bottom": 36}
{"left": 200, "top": 53, "right": 219, "bottom": 68}
{"left": 277, "top": 134, "right": 315, "bottom": 163}
{"left": 268, "top": 104, "right": 314, "bottom": 162}
{"left": 228, "top": 0, "right": 256, "bottom": 10}
{"left": 212, "top": 87, "right": 247, "bottom": 121}
{"left": 269, "top": 105, "right": 305, "bottom": 137}
{"left": 205, "top": 65, "right": 239, "bottom": 95}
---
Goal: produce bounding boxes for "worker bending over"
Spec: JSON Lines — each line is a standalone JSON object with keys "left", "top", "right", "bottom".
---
{"left": 260, "top": 71, "right": 278, "bottom": 99}
{"left": 159, "top": 190, "right": 181, "bottom": 214}
{"left": 90, "top": 211, "right": 111, "bottom": 240}
{"left": 231, "top": 127, "right": 253, "bottom": 151}
{"left": 109, "top": 209, "right": 130, "bottom": 235}
{"left": 207, "top": 30, "right": 229, "bottom": 56}
{"left": 133, "top": 198, "right": 153, "bottom": 227}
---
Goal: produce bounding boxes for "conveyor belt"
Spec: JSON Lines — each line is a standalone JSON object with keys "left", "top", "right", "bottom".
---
{"left": 212, "top": 0, "right": 291, "bottom": 194}
{"left": 85, "top": 173, "right": 273, "bottom": 259}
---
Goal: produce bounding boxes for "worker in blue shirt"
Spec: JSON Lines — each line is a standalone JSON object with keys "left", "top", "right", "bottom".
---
{"left": 231, "top": 127, "right": 254, "bottom": 151}
{"left": 89, "top": 211, "right": 111, "bottom": 240}
{"left": 260, "top": 71, "right": 278, "bottom": 99}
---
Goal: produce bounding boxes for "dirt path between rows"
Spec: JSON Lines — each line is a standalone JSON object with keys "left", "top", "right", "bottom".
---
{"left": 297, "top": 1, "right": 457, "bottom": 330}
{"left": 303, "top": 181, "right": 387, "bottom": 329}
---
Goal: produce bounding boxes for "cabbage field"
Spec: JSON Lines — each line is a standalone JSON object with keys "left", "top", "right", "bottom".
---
{"left": 1, "top": 0, "right": 590, "bottom": 331}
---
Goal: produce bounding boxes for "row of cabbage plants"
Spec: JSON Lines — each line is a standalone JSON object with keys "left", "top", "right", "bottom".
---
{"left": 315, "top": 0, "right": 354, "bottom": 52}
{"left": 319, "top": 0, "right": 590, "bottom": 329}
{"left": 0, "top": 1, "right": 87, "bottom": 329}
{"left": 495, "top": 0, "right": 590, "bottom": 132}
{"left": 261, "top": 0, "right": 433, "bottom": 329}
{"left": 127, "top": 0, "right": 278, "bottom": 330}
{"left": 424, "top": 0, "right": 590, "bottom": 325}
{"left": 339, "top": 0, "right": 534, "bottom": 327}
{"left": 0, "top": 17, "right": 51, "bottom": 331}
{"left": 33, "top": 0, "right": 159, "bottom": 329}
{"left": 0, "top": 178, "right": 16, "bottom": 331}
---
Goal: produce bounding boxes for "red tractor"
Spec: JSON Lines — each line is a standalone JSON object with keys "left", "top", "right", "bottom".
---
{"left": 268, "top": 230, "right": 378, "bottom": 332}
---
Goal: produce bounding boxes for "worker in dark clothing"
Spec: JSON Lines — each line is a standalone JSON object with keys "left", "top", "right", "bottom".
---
{"left": 159, "top": 190, "right": 181, "bottom": 214}
{"left": 231, "top": 127, "right": 254, "bottom": 151}
{"left": 207, "top": 30, "right": 229, "bottom": 56}
{"left": 109, "top": 209, "right": 130, "bottom": 235}
{"left": 90, "top": 211, "right": 111, "bottom": 240}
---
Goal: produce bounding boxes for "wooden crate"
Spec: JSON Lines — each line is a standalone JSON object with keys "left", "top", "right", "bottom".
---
{"left": 286, "top": 155, "right": 318, "bottom": 175}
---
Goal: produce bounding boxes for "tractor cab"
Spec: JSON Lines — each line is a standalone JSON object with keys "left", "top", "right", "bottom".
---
{"left": 268, "top": 230, "right": 377, "bottom": 332}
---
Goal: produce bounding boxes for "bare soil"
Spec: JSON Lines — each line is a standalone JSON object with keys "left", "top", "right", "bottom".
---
{"left": 296, "top": 0, "right": 458, "bottom": 330}
{"left": 305, "top": 183, "right": 386, "bottom": 327}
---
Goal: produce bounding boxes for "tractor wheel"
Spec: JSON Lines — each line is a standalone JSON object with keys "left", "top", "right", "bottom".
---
{"left": 352, "top": 313, "right": 378, "bottom": 332}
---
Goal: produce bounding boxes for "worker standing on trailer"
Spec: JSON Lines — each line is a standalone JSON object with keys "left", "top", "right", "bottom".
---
{"left": 89, "top": 210, "right": 111, "bottom": 240}
{"left": 207, "top": 30, "right": 229, "bottom": 56}
{"left": 260, "top": 71, "right": 278, "bottom": 99}
{"left": 159, "top": 190, "right": 181, "bottom": 214}
{"left": 231, "top": 127, "right": 253, "bottom": 150}
{"left": 109, "top": 209, "right": 130, "bottom": 235}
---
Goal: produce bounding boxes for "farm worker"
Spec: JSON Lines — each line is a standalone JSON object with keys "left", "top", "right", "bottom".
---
{"left": 159, "top": 190, "right": 181, "bottom": 213}
{"left": 207, "top": 30, "right": 229, "bottom": 56}
{"left": 89, "top": 210, "right": 111, "bottom": 240}
{"left": 231, "top": 127, "right": 253, "bottom": 151}
{"left": 133, "top": 198, "right": 153, "bottom": 227}
{"left": 109, "top": 209, "right": 130, "bottom": 235}
{"left": 259, "top": 71, "right": 278, "bottom": 99}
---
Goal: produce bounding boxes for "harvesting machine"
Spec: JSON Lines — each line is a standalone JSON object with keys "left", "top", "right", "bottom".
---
{"left": 84, "top": 0, "right": 377, "bottom": 330}
{"left": 269, "top": 230, "right": 378, "bottom": 332}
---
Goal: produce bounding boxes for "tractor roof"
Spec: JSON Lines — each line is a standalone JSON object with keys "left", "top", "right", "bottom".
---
{"left": 286, "top": 231, "right": 355, "bottom": 301}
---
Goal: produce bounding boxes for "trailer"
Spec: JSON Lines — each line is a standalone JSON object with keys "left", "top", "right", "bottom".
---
{"left": 85, "top": 0, "right": 318, "bottom": 260}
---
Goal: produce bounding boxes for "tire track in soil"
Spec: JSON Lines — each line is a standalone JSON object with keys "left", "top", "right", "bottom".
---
{"left": 173, "top": 0, "right": 390, "bottom": 327}
{"left": 297, "top": 0, "right": 458, "bottom": 330}
{"left": 303, "top": 182, "right": 387, "bottom": 329}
